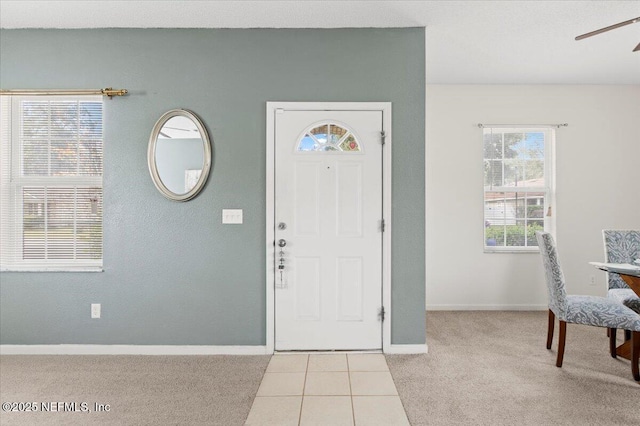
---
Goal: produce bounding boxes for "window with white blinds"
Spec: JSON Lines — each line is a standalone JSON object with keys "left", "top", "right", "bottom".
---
{"left": 0, "top": 96, "right": 103, "bottom": 271}
{"left": 483, "top": 127, "right": 554, "bottom": 252}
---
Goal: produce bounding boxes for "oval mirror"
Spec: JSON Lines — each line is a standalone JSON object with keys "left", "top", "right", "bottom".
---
{"left": 148, "top": 109, "right": 212, "bottom": 201}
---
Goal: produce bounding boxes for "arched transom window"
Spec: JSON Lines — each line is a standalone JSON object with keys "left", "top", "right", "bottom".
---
{"left": 297, "top": 123, "right": 361, "bottom": 152}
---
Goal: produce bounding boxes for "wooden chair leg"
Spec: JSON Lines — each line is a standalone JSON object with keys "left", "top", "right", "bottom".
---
{"left": 632, "top": 331, "right": 639, "bottom": 382}
{"left": 609, "top": 328, "right": 617, "bottom": 358}
{"left": 625, "top": 330, "right": 632, "bottom": 341}
{"left": 556, "top": 321, "right": 566, "bottom": 368}
{"left": 547, "top": 310, "right": 555, "bottom": 350}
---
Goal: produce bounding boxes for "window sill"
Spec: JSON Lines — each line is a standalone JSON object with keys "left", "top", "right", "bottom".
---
{"left": 1, "top": 267, "right": 104, "bottom": 273}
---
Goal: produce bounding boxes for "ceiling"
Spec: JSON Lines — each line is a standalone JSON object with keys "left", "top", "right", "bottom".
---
{"left": 1, "top": 0, "right": 639, "bottom": 84}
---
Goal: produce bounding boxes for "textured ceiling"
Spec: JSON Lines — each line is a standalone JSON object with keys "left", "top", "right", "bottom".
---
{"left": 1, "top": 0, "right": 639, "bottom": 84}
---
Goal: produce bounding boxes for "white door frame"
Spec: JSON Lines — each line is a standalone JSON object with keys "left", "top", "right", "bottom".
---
{"left": 266, "top": 101, "right": 392, "bottom": 353}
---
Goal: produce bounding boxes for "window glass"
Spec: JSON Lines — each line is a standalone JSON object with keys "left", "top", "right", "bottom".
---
{"left": 483, "top": 127, "right": 552, "bottom": 251}
{"left": 297, "top": 123, "right": 360, "bottom": 152}
{"left": 0, "top": 96, "right": 103, "bottom": 271}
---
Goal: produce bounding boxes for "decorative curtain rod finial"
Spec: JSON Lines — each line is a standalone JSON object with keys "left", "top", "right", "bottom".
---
{"left": 101, "top": 88, "right": 128, "bottom": 99}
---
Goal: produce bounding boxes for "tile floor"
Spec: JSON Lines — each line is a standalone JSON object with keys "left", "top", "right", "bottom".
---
{"left": 245, "top": 353, "right": 410, "bottom": 426}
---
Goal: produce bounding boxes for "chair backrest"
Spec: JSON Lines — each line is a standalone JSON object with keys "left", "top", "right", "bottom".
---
{"left": 603, "top": 230, "right": 640, "bottom": 290}
{"left": 536, "top": 231, "right": 567, "bottom": 317}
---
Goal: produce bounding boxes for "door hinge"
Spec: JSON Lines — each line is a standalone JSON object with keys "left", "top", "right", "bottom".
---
{"left": 378, "top": 306, "right": 386, "bottom": 322}
{"left": 380, "top": 219, "right": 386, "bottom": 232}
{"left": 380, "top": 130, "right": 386, "bottom": 145}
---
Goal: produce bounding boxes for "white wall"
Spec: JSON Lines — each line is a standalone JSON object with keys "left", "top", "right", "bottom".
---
{"left": 426, "top": 85, "right": 640, "bottom": 310}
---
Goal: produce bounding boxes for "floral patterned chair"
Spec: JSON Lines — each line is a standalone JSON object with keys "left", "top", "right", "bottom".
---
{"left": 536, "top": 231, "right": 640, "bottom": 381}
{"left": 603, "top": 230, "right": 640, "bottom": 314}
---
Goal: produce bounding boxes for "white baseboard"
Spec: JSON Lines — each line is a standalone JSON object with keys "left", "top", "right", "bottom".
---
{"left": 386, "top": 344, "right": 428, "bottom": 354}
{"left": 1, "top": 344, "right": 428, "bottom": 355}
{"left": 426, "top": 304, "right": 547, "bottom": 311}
{"left": 0, "top": 345, "right": 270, "bottom": 356}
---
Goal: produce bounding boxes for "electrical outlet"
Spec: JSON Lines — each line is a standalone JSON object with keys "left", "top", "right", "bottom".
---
{"left": 589, "top": 275, "right": 596, "bottom": 286}
{"left": 91, "top": 303, "right": 101, "bottom": 319}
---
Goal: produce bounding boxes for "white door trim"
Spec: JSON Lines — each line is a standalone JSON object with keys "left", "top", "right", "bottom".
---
{"left": 266, "top": 102, "right": 392, "bottom": 354}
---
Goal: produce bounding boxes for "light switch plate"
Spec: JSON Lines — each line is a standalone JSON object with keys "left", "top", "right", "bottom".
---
{"left": 222, "top": 209, "right": 243, "bottom": 224}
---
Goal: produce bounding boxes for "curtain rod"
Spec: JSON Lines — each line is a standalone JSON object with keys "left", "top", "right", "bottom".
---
{"left": 0, "top": 88, "right": 128, "bottom": 98}
{"left": 477, "top": 123, "right": 568, "bottom": 129}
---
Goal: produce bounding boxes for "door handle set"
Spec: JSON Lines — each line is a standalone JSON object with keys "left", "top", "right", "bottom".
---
{"left": 276, "top": 235, "right": 287, "bottom": 289}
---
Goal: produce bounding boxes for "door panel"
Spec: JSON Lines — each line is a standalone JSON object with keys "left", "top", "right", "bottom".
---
{"left": 294, "top": 256, "right": 321, "bottom": 321}
{"left": 274, "top": 110, "right": 383, "bottom": 350}
{"left": 337, "top": 257, "right": 364, "bottom": 321}
{"left": 293, "top": 161, "right": 321, "bottom": 237}
{"left": 336, "top": 163, "right": 363, "bottom": 237}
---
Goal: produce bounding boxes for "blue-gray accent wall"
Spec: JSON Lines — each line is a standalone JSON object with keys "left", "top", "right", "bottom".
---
{"left": 0, "top": 28, "right": 425, "bottom": 345}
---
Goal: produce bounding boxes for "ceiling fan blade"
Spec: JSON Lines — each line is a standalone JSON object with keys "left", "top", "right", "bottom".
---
{"left": 575, "top": 16, "right": 640, "bottom": 40}
{"left": 634, "top": 42, "right": 640, "bottom": 52}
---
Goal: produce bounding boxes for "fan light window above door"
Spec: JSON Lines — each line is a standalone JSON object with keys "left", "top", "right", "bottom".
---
{"left": 297, "top": 123, "right": 361, "bottom": 152}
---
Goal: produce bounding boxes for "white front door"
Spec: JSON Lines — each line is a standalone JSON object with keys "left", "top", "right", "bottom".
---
{"left": 273, "top": 108, "right": 384, "bottom": 350}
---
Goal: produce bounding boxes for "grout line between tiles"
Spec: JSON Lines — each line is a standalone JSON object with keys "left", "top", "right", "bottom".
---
{"left": 297, "top": 355, "right": 310, "bottom": 426}
{"left": 347, "top": 354, "right": 356, "bottom": 426}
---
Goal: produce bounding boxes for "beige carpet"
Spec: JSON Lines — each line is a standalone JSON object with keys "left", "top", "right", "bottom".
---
{"left": 1, "top": 312, "right": 638, "bottom": 425}
{"left": 387, "top": 311, "right": 640, "bottom": 426}
{"left": 0, "top": 355, "right": 269, "bottom": 425}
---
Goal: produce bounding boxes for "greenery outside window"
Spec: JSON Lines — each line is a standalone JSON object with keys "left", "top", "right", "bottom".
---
{"left": 0, "top": 96, "right": 103, "bottom": 271}
{"left": 483, "top": 127, "right": 554, "bottom": 252}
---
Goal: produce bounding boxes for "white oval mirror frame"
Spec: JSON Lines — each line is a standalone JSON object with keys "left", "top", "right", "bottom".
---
{"left": 147, "top": 109, "right": 212, "bottom": 201}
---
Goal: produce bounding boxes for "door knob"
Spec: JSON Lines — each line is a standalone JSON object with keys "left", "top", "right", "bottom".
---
{"left": 278, "top": 239, "right": 287, "bottom": 247}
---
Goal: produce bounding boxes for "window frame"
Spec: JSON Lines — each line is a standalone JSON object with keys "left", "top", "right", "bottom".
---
{"left": 482, "top": 126, "right": 555, "bottom": 253}
{"left": 296, "top": 121, "right": 364, "bottom": 154}
{"left": 0, "top": 95, "right": 104, "bottom": 271}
